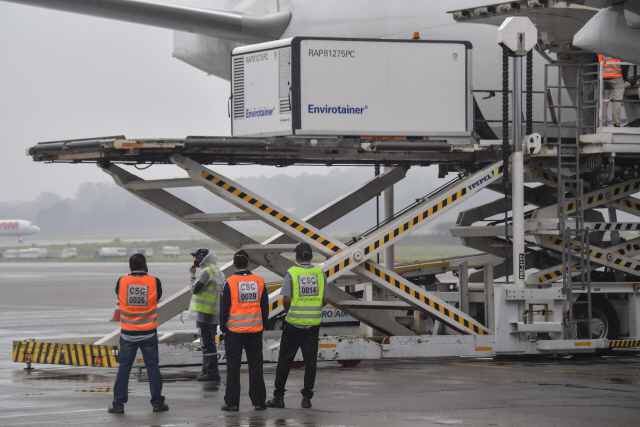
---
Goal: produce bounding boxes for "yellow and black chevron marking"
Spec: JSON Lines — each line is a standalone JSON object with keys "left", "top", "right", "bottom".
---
{"left": 269, "top": 297, "right": 284, "bottom": 313}
{"left": 537, "top": 266, "right": 578, "bottom": 283}
{"left": 538, "top": 171, "right": 558, "bottom": 184}
{"left": 616, "top": 241, "right": 640, "bottom": 256}
{"left": 536, "top": 171, "right": 587, "bottom": 191}
{"left": 548, "top": 236, "right": 640, "bottom": 257}
{"left": 570, "top": 182, "right": 640, "bottom": 212}
{"left": 564, "top": 193, "right": 604, "bottom": 212}
{"left": 548, "top": 236, "right": 578, "bottom": 249}
{"left": 200, "top": 171, "right": 341, "bottom": 254}
{"left": 76, "top": 387, "right": 114, "bottom": 393}
{"left": 327, "top": 258, "right": 352, "bottom": 277}
{"left": 592, "top": 223, "right": 640, "bottom": 231}
{"left": 361, "top": 189, "right": 468, "bottom": 257}
{"left": 614, "top": 198, "right": 640, "bottom": 212}
{"left": 610, "top": 339, "right": 640, "bottom": 348}
{"left": 361, "top": 262, "right": 489, "bottom": 335}
{"left": 13, "top": 341, "right": 118, "bottom": 368}
{"left": 589, "top": 249, "right": 640, "bottom": 273}
{"left": 613, "top": 181, "right": 640, "bottom": 198}
{"left": 327, "top": 165, "right": 503, "bottom": 278}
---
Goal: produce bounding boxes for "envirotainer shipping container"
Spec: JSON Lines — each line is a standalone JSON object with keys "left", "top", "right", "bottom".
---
{"left": 231, "top": 37, "right": 472, "bottom": 138}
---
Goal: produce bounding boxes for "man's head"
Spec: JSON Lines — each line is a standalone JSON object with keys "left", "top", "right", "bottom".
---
{"left": 129, "top": 253, "right": 147, "bottom": 272}
{"left": 190, "top": 248, "right": 209, "bottom": 267}
{"left": 295, "top": 242, "right": 313, "bottom": 263}
{"left": 233, "top": 250, "right": 249, "bottom": 270}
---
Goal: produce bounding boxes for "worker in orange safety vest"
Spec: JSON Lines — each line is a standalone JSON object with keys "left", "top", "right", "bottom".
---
{"left": 109, "top": 253, "right": 168, "bottom": 414}
{"left": 598, "top": 54, "right": 629, "bottom": 127}
{"left": 219, "top": 250, "right": 269, "bottom": 411}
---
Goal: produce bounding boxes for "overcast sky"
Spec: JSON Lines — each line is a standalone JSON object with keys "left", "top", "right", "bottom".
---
{"left": 0, "top": 2, "right": 338, "bottom": 204}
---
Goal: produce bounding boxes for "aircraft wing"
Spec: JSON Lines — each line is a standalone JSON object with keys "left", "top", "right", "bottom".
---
{"left": 449, "top": 1, "right": 599, "bottom": 53}
{"left": 1, "top": 0, "right": 291, "bottom": 44}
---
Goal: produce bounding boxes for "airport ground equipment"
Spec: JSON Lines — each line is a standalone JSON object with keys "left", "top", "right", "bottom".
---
{"left": 15, "top": 23, "right": 640, "bottom": 369}
{"left": 231, "top": 37, "right": 472, "bottom": 140}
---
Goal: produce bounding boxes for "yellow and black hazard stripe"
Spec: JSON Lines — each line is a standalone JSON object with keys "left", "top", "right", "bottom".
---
{"left": 536, "top": 171, "right": 588, "bottom": 191}
{"left": 613, "top": 181, "right": 640, "bottom": 198}
{"left": 200, "top": 171, "right": 341, "bottom": 254}
{"left": 13, "top": 341, "right": 118, "bottom": 368}
{"left": 76, "top": 387, "right": 114, "bottom": 393}
{"left": 548, "top": 236, "right": 578, "bottom": 249}
{"left": 538, "top": 171, "right": 557, "bottom": 184}
{"left": 616, "top": 241, "right": 640, "bottom": 256}
{"left": 592, "top": 222, "right": 640, "bottom": 231}
{"left": 610, "top": 339, "right": 640, "bottom": 348}
{"left": 568, "top": 182, "right": 640, "bottom": 212}
{"left": 590, "top": 250, "right": 640, "bottom": 273}
{"left": 537, "top": 266, "right": 579, "bottom": 283}
{"left": 564, "top": 193, "right": 604, "bottom": 212}
{"left": 615, "top": 198, "right": 640, "bottom": 212}
{"left": 548, "top": 236, "right": 640, "bottom": 257}
{"left": 327, "top": 164, "right": 503, "bottom": 278}
{"left": 361, "top": 188, "right": 468, "bottom": 257}
{"left": 361, "top": 262, "right": 490, "bottom": 335}
{"left": 270, "top": 297, "right": 284, "bottom": 313}
{"left": 326, "top": 259, "right": 352, "bottom": 277}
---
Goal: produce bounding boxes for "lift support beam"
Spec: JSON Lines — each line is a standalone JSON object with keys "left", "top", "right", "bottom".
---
{"left": 96, "top": 160, "right": 414, "bottom": 344}
{"left": 172, "top": 155, "right": 501, "bottom": 335}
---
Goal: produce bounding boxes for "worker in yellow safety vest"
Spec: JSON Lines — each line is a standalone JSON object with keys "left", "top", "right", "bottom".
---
{"left": 598, "top": 54, "right": 628, "bottom": 127}
{"left": 267, "top": 242, "right": 330, "bottom": 409}
{"left": 189, "top": 248, "right": 225, "bottom": 381}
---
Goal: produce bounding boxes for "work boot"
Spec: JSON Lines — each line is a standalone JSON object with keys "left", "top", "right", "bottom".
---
{"left": 221, "top": 404, "right": 239, "bottom": 411}
{"left": 197, "top": 373, "right": 221, "bottom": 382}
{"left": 108, "top": 405, "right": 124, "bottom": 414}
{"left": 153, "top": 404, "right": 169, "bottom": 412}
{"left": 266, "top": 395, "right": 285, "bottom": 408}
{"left": 301, "top": 397, "right": 312, "bottom": 409}
{"left": 254, "top": 403, "right": 268, "bottom": 410}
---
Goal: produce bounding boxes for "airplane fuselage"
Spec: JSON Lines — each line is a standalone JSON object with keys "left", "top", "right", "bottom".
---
{"left": 0, "top": 220, "right": 41, "bottom": 237}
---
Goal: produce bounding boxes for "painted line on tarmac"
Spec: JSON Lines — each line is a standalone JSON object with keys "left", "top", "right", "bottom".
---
{"left": 446, "top": 363, "right": 511, "bottom": 369}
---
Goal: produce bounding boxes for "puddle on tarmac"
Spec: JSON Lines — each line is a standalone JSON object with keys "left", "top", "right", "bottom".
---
{"left": 13, "top": 370, "right": 112, "bottom": 384}
{"left": 606, "top": 377, "right": 638, "bottom": 385}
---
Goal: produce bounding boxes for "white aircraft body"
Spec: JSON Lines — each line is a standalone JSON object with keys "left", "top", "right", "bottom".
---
{"left": 573, "top": 0, "right": 640, "bottom": 65}
{"left": 0, "top": 220, "right": 40, "bottom": 238}
{"left": 0, "top": 0, "right": 607, "bottom": 139}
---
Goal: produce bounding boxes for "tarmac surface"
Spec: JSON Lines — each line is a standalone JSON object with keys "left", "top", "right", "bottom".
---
{"left": 2, "top": 263, "right": 640, "bottom": 426}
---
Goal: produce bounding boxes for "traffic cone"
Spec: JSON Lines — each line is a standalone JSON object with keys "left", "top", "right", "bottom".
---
{"left": 109, "top": 302, "right": 121, "bottom": 322}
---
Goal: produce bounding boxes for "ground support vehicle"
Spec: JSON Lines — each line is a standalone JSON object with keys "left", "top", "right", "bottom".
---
{"left": 13, "top": 11, "right": 640, "bottom": 368}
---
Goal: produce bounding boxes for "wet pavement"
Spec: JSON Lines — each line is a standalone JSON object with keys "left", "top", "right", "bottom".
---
{"left": 2, "top": 263, "right": 640, "bottom": 426}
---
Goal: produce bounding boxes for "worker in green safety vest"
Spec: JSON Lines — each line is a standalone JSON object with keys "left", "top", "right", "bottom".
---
{"left": 189, "top": 248, "right": 225, "bottom": 381}
{"left": 267, "top": 242, "right": 330, "bottom": 409}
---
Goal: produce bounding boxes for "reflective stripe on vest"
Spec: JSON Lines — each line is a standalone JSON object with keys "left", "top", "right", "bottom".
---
{"left": 227, "top": 273, "right": 265, "bottom": 333}
{"left": 599, "top": 54, "right": 623, "bottom": 79}
{"left": 189, "top": 266, "right": 221, "bottom": 315}
{"left": 284, "top": 265, "right": 324, "bottom": 326}
{"left": 118, "top": 274, "right": 158, "bottom": 333}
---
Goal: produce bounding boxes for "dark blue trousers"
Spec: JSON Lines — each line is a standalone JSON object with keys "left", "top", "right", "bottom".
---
{"left": 112, "top": 334, "right": 165, "bottom": 408}
{"left": 197, "top": 321, "right": 220, "bottom": 379}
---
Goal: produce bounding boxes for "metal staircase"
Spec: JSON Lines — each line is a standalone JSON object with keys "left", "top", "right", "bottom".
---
{"left": 544, "top": 63, "right": 594, "bottom": 339}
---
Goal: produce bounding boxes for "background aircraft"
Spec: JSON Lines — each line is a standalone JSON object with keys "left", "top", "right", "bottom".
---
{"left": 0, "top": 220, "right": 40, "bottom": 240}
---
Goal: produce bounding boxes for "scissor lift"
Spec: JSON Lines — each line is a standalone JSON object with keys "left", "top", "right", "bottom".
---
{"left": 13, "top": 52, "right": 640, "bottom": 371}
